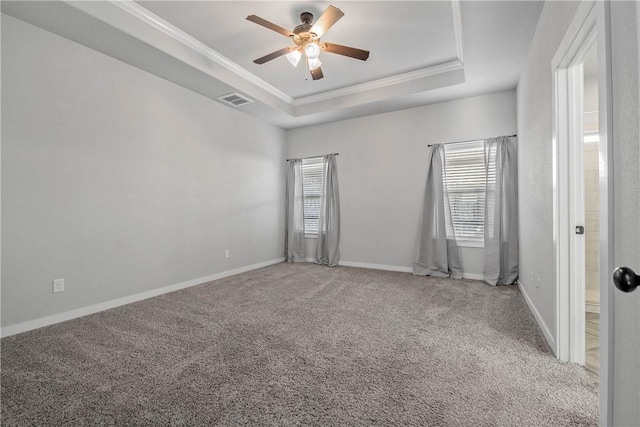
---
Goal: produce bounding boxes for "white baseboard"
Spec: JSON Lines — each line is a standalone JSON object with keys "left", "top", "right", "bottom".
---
{"left": 339, "top": 260, "right": 484, "bottom": 281}
{"left": 1, "top": 258, "right": 285, "bottom": 338}
{"left": 461, "top": 273, "right": 484, "bottom": 281}
{"left": 517, "top": 280, "right": 556, "bottom": 354}
{"left": 339, "top": 260, "right": 413, "bottom": 273}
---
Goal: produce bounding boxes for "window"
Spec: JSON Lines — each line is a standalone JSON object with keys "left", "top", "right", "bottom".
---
{"left": 302, "top": 156, "right": 324, "bottom": 235}
{"left": 443, "top": 141, "right": 495, "bottom": 242}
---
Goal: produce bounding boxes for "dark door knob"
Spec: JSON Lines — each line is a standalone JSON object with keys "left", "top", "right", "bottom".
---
{"left": 613, "top": 266, "right": 639, "bottom": 293}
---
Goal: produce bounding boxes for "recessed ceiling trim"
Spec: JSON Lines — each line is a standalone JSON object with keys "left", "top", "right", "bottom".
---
{"left": 292, "top": 66, "right": 465, "bottom": 118}
{"left": 451, "top": 0, "right": 464, "bottom": 63}
{"left": 62, "top": 0, "right": 469, "bottom": 122}
{"left": 293, "top": 60, "right": 464, "bottom": 107}
{"left": 3, "top": 0, "right": 546, "bottom": 129}
{"left": 79, "top": 1, "right": 466, "bottom": 109}
{"left": 101, "top": 0, "right": 294, "bottom": 104}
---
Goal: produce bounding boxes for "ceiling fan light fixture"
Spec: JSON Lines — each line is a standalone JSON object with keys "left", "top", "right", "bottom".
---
{"left": 308, "top": 57, "right": 322, "bottom": 71}
{"left": 248, "top": 5, "right": 369, "bottom": 81}
{"left": 305, "top": 42, "right": 321, "bottom": 59}
{"left": 286, "top": 49, "right": 302, "bottom": 67}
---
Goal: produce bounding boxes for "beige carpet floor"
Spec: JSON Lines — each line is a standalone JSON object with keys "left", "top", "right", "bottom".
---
{"left": 1, "top": 263, "right": 598, "bottom": 426}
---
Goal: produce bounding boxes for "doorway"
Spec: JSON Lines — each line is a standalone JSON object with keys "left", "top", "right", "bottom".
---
{"left": 554, "top": 2, "right": 639, "bottom": 425}
{"left": 552, "top": 0, "right": 611, "bottom": 370}
{"left": 552, "top": 25, "right": 600, "bottom": 367}
{"left": 552, "top": 0, "right": 615, "bottom": 422}
{"left": 581, "top": 43, "right": 600, "bottom": 381}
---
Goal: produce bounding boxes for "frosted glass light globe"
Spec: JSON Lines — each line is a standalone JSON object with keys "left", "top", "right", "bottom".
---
{"left": 305, "top": 43, "right": 321, "bottom": 59}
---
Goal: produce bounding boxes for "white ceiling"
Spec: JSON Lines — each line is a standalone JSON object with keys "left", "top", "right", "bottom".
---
{"left": 142, "top": 1, "right": 460, "bottom": 99}
{"left": 2, "top": 1, "right": 544, "bottom": 129}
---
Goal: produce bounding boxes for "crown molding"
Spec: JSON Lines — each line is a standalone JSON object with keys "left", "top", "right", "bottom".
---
{"left": 109, "top": 0, "right": 293, "bottom": 104}
{"left": 293, "top": 60, "right": 464, "bottom": 106}
{"left": 451, "top": 0, "right": 464, "bottom": 64}
{"left": 71, "top": 0, "right": 466, "bottom": 115}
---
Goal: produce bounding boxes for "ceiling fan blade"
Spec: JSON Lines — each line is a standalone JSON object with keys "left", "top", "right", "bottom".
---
{"left": 310, "top": 67, "right": 324, "bottom": 80}
{"left": 310, "top": 5, "right": 344, "bottom": 38}
{"left": 246, "top": 15, "right": 295, "bottom": 38}
{"left": 322, "top": 43, "right": 370, "bottom": 61}
{"left": 253, "top": 47, "right": 293, "bottom": 64}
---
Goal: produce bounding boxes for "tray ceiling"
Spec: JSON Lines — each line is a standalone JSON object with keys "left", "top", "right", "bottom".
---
{"left": 1, "top": 1, "right": 544, "bottom": 129}
{"left": 140, "top": 1, "right": 461, "bottom": 99}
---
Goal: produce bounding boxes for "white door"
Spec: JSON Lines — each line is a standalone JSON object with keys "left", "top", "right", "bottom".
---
{"left": 608, "top": 2, "right": 640, "bottom": 425}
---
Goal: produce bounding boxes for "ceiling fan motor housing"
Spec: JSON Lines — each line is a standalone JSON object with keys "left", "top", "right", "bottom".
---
{"left": 300, "top": 12, "right": 313, "bottom": 24}
{"left": 292, "top": 12, "right": 318, "bottom": 47}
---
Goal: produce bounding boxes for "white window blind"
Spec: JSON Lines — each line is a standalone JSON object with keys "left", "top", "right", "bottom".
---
{"left": 302, "top": 157, "right": 324, "bottom": 235}
{"left": 443, "top": 141, "right": 495, "bottom": 241}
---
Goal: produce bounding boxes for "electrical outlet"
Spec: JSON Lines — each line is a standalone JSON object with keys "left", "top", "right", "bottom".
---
{"left": 53, "top": 279, "right": 64, "bottom": 293}
{"left": 224, "top": 249, "right": 230, "bottom": 259}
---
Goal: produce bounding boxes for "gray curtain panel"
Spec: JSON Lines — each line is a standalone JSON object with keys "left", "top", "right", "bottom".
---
{"left": 414, "top": 145, "right": 462, "bottom": 279}
{"left": 315, "top": 154, "right": 341, "bottom": 266}
{"left": 483, "top": 136, "right": 519, "bottom": 285}
{"left": 285, "top": 159, "right": 306, "bottom": 262}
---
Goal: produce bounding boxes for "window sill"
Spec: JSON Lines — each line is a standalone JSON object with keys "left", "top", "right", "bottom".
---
{"left": 457, "top": 239, "right": 484, "bottom": 248}
{"left": 305, "top": 234, "right": 318, "bottom": 239}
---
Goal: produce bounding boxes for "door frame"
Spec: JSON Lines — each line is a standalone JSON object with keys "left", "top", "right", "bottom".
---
{"left": 552, "top": 1, "right": 614, "bottom": 424}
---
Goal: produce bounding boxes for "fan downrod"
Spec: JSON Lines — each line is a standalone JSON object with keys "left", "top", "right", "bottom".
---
{"left": 292, "top": 11, "right": 317, "bottom": 44}
{"left": 293, "top": 12, "right": 315, "bottom": 37}
{"left": 300, "top": 12, "right": 313, "bottom": 24}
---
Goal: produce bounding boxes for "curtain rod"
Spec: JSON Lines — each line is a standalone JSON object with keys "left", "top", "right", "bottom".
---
{"left": 427, "top": 134, "right": 517, "bottom": 147}
{"left": 286, "top": 153, "right": 339, "bottom": 162}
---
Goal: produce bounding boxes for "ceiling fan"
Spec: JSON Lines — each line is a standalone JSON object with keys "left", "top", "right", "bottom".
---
{"left": 246, "top": 5, "right": 369, "bottom": 80}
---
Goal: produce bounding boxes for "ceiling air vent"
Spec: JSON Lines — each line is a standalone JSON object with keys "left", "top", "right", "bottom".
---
{"left": 218, "top": 92, "right": 253, "bottom": 107}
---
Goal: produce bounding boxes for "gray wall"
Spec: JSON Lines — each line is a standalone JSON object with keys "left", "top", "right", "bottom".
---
{"left": 1, "top": 15, "right": 286, "bottom": 329}
{"left": 516, "top": 1, "right": 581, "bottom": 342}
{"left": 287, "top": 90, "right": 517, "bottom": 278}
{"left": 517, "top": 5, "right": 640, "bottom": 423}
